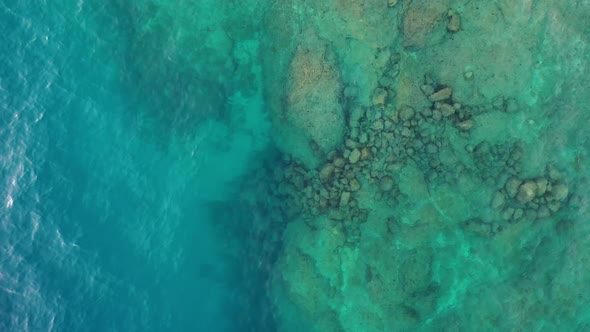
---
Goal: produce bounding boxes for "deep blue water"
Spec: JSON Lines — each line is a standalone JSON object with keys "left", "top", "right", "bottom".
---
{"left": 0, "top": 1, "right": 272, "bottom": 331}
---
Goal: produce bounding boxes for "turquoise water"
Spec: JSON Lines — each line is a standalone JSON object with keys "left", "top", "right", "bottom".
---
{"left": 1, "top": 1, "right": 272, "bottom": 330}
{"left": 2, "top": 0, "right": 590, "bottom": 331}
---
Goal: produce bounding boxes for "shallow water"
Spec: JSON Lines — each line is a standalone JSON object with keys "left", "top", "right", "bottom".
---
{"left": 1, "top": 0, "right": 590, "bottom": 331}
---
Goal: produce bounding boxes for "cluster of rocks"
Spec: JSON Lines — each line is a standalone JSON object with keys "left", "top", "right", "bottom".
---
{"left": 492, "top": 165, "right": 570, "bottom": 222}
{"left": 459, "top": 164, "right": 572, "bottom": 237}
{"left": 300, "top": 77, "right": 478, "bottom": 221}
{"left": 239, "top": 151, "right": 371, "bottom": 244}
{"left": 374, "top": 52, "right": 401, "bottom": 100}
{"left": 264, "top": 73, "right": 527, "bottom": 226}
{"left": 422, "top": 76, "right": 521, "bottom": 128}
{"left": 469, "top": 140, "right": 524, "bottom": 186}
{"left": 243, "top": 56, "right": 573, "bottom": 246}
{"left": 419, "top": 77, "right": 476, "bottom": 135}
{"left": 243, "top": 56, "right": 402, "bottom": 224}
{"left": 241, "top": 151, "right": 367, "bottom": 216}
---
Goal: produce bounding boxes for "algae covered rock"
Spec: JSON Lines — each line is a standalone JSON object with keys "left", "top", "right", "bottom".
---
{"left": 516, "top": 181, "right": 537, "bottom": 204}
{"left": 273, "top": 30, "right": 345, "bottom": 168}
{"left": 349, "top": 148, "right": 361, "bottom": 164}
{"left": 402, "top": 0, "right": 449, "bottom": 48}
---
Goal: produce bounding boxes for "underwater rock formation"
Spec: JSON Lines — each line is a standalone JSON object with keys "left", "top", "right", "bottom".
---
{"left": 239, "top": 0, "right": 590, "bottom": 331}
{"left": 275, "top": 30, "right": 345, "bottom": 168}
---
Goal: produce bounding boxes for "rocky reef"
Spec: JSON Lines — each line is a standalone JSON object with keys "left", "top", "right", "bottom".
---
{"left": 237, "top": 0, "right": 590, "bottom": 331}
{"left": 274, "top": 30, "right": 345, "bottom": 168}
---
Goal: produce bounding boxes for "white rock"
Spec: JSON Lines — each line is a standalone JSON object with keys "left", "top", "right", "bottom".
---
{"left": 516, "top": 181, "right": 537, "bottom": 204}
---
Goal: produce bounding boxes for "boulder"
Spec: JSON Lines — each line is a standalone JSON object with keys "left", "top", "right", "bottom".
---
{"left": 380, "top": 176, "right": 395, "bottom": 192}
{"left": 429, "top": 87, "right": 453, "bottom": 102}
{"left": 504, "top": 177, "right": 522, "bottom": 198}
{"left": 319, "top": 164, "right": 335, "bottom": 183}
{"left": 549, "top": 183, "right": 569, "bottom": 201}
{"left": 516, "top": 181, "right": 537, "bottom": 204}
{"left": 399, "top": 105, "right": 416, "bottom": 121}
{"left": 349, "top": 149, "right": 362, "bottom": 164}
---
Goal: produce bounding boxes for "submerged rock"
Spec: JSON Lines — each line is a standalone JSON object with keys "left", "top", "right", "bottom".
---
{"left": 429, "top": 87, "right": 453, "bottom": 102}
{"left": 548, "top": 201, "right": 561, "bottom": 213}
{"left": 549, "top": 183, "right": 569, "bottom": 201}
{"left": 512, "top": 208, "right": 524, "bottom": 221}
{"left": 462, "top": 218, "right": 493, "bottom": 237}
{"left": 275, "top": 30, "right": 345, "bottom": 168}
{"left": 547, "top": 164, "right": 562, "bottom": 181}
{"left": 361, "top": 147, "right": 371, "bottom": 160}
{"left": 372, "top": 88, "right": 388, "bottom": 105}
{"left": 333, "top": 157, "right": 346, "bottom": 168}
{"left": 349, "top": 148, "right": 362, "bottom": 164}
{"left": 535, "top": 178, "right": 549, "bottom": 196}
{"left": 340, "top": 191, "right": 351, "bottom": 207}
{"left": 420, "top": 84, "right": 435, "bottom": 96}
{"left": 403, "top": 0, "right": 448, "bottom": 48}
{"left": 505, "top": 177, "right": 522, "bottom": 198}
{"left": 379, "top": 176, "right": 395, "bottom": 192}
{"left": 447, "top": 10, "right": 461, "bottom": 32}
{"left": 319, "top": 164, "right": 335, "bottom": 183}
{"left": 399, "top": 105, "right": 416, "bottom": 121}
{"left": 516, "top": 181, "right": 537, "bottom": 204}
{"left": 537, "top": 206, "right": 551, "bottom": 219}
{"left": 491, "top": 191, "right": 505, "bottom": 210}
{"left": 350, "top": 178, "right": 361, "bottom": 192}
{"left": 456, "top": 119, "right": 474, "bottom": 131}
{"left": 440, "top": 103, "right": 456, "bottom": 117}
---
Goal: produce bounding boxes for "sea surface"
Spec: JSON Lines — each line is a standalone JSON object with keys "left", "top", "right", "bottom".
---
{"left": 1, "top": 1, "right": 271, "bottom": 331}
